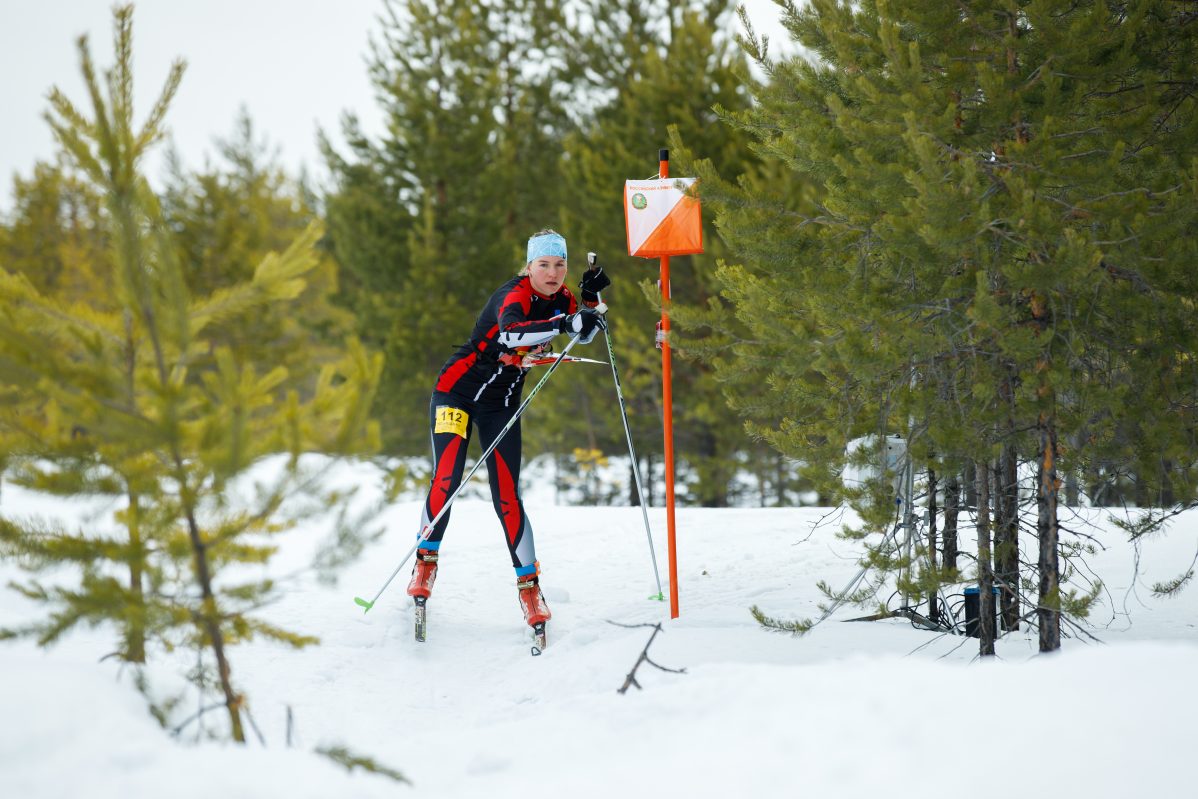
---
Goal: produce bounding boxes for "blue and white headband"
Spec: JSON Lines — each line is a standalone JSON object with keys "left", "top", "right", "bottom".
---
{"left": 526, "top": 232, "right": 567, "bottom": 264}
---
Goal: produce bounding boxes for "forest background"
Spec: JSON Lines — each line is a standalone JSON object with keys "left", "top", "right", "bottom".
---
{"left": 2, "top": 0, "right": 802, "bottom": 510}
{"left": 3, "top": 0, "right": 1197, "bottom": 685}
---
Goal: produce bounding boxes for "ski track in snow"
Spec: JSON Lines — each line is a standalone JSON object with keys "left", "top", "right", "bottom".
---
{"left": 1, "top": 458, "right": 1196, "bottom": 797}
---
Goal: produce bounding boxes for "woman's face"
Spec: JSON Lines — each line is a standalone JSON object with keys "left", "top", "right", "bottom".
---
{"left": 527, "top": 256, "right": 567, "bottom": 296}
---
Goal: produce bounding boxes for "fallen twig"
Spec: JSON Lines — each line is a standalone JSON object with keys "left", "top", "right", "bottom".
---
{"left": 608, "top": 620, "right": 686, "bottom": 694}
{"left": 243, "top": 701, "right": 267, "bottom": 746}
{"left": 170, "top": 702, "right": 225, "bottom": 737}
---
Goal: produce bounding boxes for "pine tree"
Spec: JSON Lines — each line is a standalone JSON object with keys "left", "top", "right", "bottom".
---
{"left": 0, "top": 6, "right": 381, "bottom": 739}
{"left": 0, "top": 158, "right": 109, "bottom": 305}
{"left": 161, "top": 108, "right": 355, "bottom": 394}
{"left": 0, "top": 160, "right": 110, "bottom": 507}
{"left": 681, "top": 0, "right": 1198, "bottom": 648}
{"left": 323, "top": 0, "right": 576, "bottom": 455}
{"left": 562, "top": 0, "right": 768, "bottom": 506}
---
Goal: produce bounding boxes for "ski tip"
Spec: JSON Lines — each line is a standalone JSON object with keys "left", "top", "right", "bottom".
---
{"left": 353, "top": 596, "right": 374, "bottom": 613}
{"left": 649, "top": 592, "right": 666, "bottom": 602}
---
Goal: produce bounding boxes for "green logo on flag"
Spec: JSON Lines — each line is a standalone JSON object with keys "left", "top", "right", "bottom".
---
{"left": 631, "top": 193, "right": 647, "bottom": 210}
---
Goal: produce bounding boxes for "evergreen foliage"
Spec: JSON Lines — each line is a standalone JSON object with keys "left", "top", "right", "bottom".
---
{"left": 316, "top": 745, "right": 411, "bottom": 785}
{"left": 0, "top": 159, "right": 109, "bottom": 305}
{"left": 678, "top": 0, "right": 1198, "bottom": 646}
{"left": 323, "top": 0, "right": 576, "bottom": 455}
{"left": 749, "top": 603, "right": 813, "bottom": 635}
{"left": 561, "top": 0, "right": 778, "bottom": 506}
{"left": 0, "top": 6, "right": 381, "bottom": 740}
{"left": 322, "top": 0, "right": 789, "bottom": 506}
{"left": 161, "top": 109, "right": 355, "bottom": 393}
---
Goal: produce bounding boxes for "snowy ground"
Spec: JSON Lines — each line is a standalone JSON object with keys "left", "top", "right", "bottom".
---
{"left": 2, "top": 458, "right": 1196, "bottom": 797}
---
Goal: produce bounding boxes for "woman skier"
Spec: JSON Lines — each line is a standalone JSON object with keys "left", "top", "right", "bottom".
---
{"left": 405, "top": 229, "right": 610, "bottom": 646}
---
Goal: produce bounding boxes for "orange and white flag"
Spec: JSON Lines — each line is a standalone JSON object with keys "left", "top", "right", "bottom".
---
{"left": 624, "top": 178, "right": 703, "bottom": 258}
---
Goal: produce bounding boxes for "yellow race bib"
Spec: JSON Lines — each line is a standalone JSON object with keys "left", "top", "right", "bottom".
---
{"left": 434, "top": 406, "right": 470, "bottom": 438}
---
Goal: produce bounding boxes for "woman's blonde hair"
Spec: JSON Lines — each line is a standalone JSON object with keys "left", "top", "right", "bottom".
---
{"left": 520, "top": 228, "right": 562, "bottom": 275}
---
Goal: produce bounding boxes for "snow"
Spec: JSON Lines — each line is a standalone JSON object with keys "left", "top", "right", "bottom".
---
{"left": 2, "top": 458, "right": 1196, "bottom": 797}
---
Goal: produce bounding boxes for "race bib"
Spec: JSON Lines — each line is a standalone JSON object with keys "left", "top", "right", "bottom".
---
{"left": 434, "top": 406, "right": 470, "bottom": 438}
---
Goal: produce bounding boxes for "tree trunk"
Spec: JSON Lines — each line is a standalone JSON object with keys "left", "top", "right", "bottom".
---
{"left": 996, "top": 444, "right": 1020, "bottom": 631}
{"left": 629, "top": 459, "right": 640, "bottom": 507}
{"left": 1064, "top": 471, "right": 1079, "bottom": 507}
{"left": 927, "top": 467, "right": 939, "bottom": 623}
{"left": 644, "top": 452, "right": 654, "bottom": 507}
{"left": 1133, "top": 473, "right": 1149, "bottom": 508}
{"left": 776, "top": 452, "right": 787, "bottom": 506}
{"left": 1160, "top": 460, "right": 1176, "bottom": 508}
{"left": 122, "top": 314, "right": 145, "bottom": 663}
{"left": 183, "top": 503, "right": 245, "bottom": 742}
{"left": 125, "top": 492, "right": 146, "bottom": 663}
{"left": 963, "top": 461, "right": 978, "bottom": 510}
{"left": 943, "top": 475, "right": 960, "bottom": 573}
{"left": 696, "top": 431, "right": 728, "bottom": 508}
{"left": 757, "top": 457, "right": 768, "bottom": 508}
{"left": 1062, "top": 430, "right": 1081, "bottom": 507}
{"left": 1087, "top": 469, "right": 1104, "bottom": 507}
{"left": 976, "top": 461, "right": 996, "bottom": 656}
{"left": 1089, "top": 467, "right": 1120, "bottom": 507}
{"left": 1037, "top": 420, "right": 1061, "bottom": 652}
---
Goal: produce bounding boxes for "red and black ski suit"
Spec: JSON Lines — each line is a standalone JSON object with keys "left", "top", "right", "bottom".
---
{"left": 418, "top": 274, "right": 589, "bottom": 577}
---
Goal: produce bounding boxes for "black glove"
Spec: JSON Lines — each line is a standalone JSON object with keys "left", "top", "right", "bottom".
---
{"left": 560, "top": 308, "right": 607, "bottom": 344}
{"left": 579, "top": 255, "right": 611, "bottom": 303}
{"left": 579, "top": 268, "right": 610, "bottom": 303}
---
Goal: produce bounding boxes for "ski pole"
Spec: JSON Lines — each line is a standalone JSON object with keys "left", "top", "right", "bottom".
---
{"left": 589, "top": 252, "right": 665, "bottom": 602}
{"left": 354, "top": 312, "right": 601, "bottom": 614}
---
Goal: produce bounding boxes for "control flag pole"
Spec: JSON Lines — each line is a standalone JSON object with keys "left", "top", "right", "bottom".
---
{"left": 658, "top": 149, "right": 680, "bottom": 619}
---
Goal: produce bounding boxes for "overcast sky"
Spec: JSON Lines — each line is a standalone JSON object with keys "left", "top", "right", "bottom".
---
{"left": 1, "top": 1, "right": 789, "bottom": 209}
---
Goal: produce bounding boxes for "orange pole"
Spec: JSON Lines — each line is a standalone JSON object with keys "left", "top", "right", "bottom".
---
{"left": 659, "top": 148, "right": 680, "bottom": 619}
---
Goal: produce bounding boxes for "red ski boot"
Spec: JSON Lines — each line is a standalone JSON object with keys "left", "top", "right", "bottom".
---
{"left": 517, "top": 575, "right": 551, "bottom": 625}
{"left": 407, "top": 549, "right": 438, "bottom": 643}
{"left": 406, "top": 549, "right": 438, "bottom": 599}
{"left": 517, "top": 574, "right": 551, "bottom": 653}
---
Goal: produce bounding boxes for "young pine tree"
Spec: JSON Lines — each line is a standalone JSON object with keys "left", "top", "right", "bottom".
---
{"left": 0, "top": 7, "right": 381, "bottom": 740}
